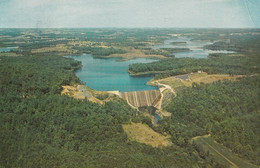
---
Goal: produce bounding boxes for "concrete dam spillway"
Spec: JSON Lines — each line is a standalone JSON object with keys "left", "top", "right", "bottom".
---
{"left": 119, "top": 90, "right": 161, "bottom": 108}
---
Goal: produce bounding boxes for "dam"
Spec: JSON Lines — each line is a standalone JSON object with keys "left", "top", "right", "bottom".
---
{"left": 67, "top": 54, "right": 163, "bottom": 109}
{"left": 119, "top": 90, "right": 161, "bottom": 109}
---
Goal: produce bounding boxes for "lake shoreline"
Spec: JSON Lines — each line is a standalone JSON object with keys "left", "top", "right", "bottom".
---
{"left": 67, "top": 54, "right": 159, "bottom": 92}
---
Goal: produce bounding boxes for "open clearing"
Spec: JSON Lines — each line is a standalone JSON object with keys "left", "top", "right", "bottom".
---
{"left": 61, "top": 85, "right": 115, "bottom": 104}
{"left": 153, "top": 72, "right": 244, "bottom": 92}
{"left": 192, "top": 135, "right": 259, "bottom": 168}
{"left": 122, "top": 122, "right": 171, "bottom": 148}
{"left": 31, "top": 41, "right": 166, "bottom": 59}
{"left": 31, "top": 44, "right": 76, "bottom": 55}
{"left": 189, "top": 72, "right": 244, "bottom": 84}
{"left": 148, "top": 72, "right": 245, "bottom": 113}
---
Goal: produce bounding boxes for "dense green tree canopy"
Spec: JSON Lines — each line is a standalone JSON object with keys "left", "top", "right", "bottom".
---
{"left": 0, "top": 28, "right": 259, "bottom": 167}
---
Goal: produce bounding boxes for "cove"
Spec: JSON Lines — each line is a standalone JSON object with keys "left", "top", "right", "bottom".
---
{"left": 67, "top": 54, "right": 158, "bottom": 92}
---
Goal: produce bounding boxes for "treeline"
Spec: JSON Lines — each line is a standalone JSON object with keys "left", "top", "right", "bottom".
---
{"left": 73, "top": 46, "right": 126, "bottom": 57}
{"left": 143, "top": 48, "right": 174, "bottom": 57}
{"left": 19, "top": 40, "right": 70, "bottom": 50}
{"left": 143, "top": 48, "right": 190, "bottom": 57}
{"left": 129, "top": 53, "right": 259, "bottom": 79}
{"left": 0, "top": 56, "right": 81, "bottom": 96}
{"left": 204, "top": 34, "right": 260, "bottom": 52}
{"left": 0, "top": 55, "right": 208, "bottom": 167}
{"left": 160, "top": 47, "right": 190, "bottom": 53}
{"left": 170, "top": 42, "right": 187, "bottom": 45}
{"left": 0, "top": 28, "right": 172, "bottom": 49}
{"left": 156, "top": 76, "right": 260, "bottom": 165}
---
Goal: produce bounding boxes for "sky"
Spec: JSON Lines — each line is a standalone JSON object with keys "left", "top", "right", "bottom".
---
{"left": 0, "top": 0, "right": 259, "bottom": 28}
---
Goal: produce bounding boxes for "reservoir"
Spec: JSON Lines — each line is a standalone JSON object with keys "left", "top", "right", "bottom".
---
{"left": 68, "top": 37, "right": 235, "bottom": 92}
{"left": 0, "top": 47, "right": 18, "bottom": 53}
{"left": 67, "top": 54, "right": 158, "bottom": 92}
{"left": 152, "top": 37, "right": 235, "bottom": 58}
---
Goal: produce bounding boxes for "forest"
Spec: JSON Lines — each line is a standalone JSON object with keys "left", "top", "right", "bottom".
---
{"left": 127, "top": 30, "right": 260, "bottom": 166}
{"left": 129, "top": 33, "right": 260, "bottom": 78}
{"left": 129, "top": 53, "right": 259, "bottom": 79}
{"left": 0, "top": 55, "right": 209, "bottom": 167}
{"left": 0, "top": 28, "right": 259, "bottom": 167}
{"left": 72, "top": 46, "right": 127, "bottom": 57}
{"left": 143, "top": 48, "right": 190, "bottom": 57}
{"left": 204, "top": 34, "right": 260, "bottom": 52}
{"left": 156, "top": 77, "right": 260, "bottom": 164}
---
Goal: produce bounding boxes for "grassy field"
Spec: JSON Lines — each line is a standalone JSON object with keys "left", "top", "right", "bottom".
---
{"left": 153, "top": 72, "right": 244, "bottom": 93}
{"left": 122, "top": 122, "right": 171, "bottom": 148}
{"left": 192, "top": 135, "right": 259, "bottom": 168}
{"left": 30, "top": 41, "right": 166, "bottom": 60}
{"left": 189, "top": 72, "right": 244, "bottom": 84}
{"left": 31, "top": 44, "right": 76, "bottom": 55}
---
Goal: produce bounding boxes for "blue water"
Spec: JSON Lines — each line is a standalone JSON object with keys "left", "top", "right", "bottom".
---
{"left": 153, "top": 113, "right": 162, "bottom": 125}
{"left": 67, "top": 54, "right": 158, "bottom": 92}
{"left": 152, "top": 37, "right": 235, "bottom": 58}
{"left": 0, "top": 47, "right": 18, "bottom": 52}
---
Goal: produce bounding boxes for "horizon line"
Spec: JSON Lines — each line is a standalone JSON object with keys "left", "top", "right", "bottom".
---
{"left": 0, "top": 27, "right": 260, "bottom": 29}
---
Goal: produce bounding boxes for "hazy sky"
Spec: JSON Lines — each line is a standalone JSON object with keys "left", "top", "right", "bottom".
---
{"left": 0, "top": 0, "right": 259, "bottom": 28}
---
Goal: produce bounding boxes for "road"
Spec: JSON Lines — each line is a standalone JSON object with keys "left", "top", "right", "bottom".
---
{"left": 152, "top": 80, "right": 176, "bottom": 109}
{"left": 152, "top": 81, "right": 176, "bottom": 96}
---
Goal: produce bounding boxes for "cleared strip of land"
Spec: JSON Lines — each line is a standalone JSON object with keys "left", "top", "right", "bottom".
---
{"left": 192, "top": 135, "right": 259, "bottom": 168}
{"left": 151, "top": 72, "right": 244, "bottom": 92}
{"left": 61, "top": 85, "right": 115, "bottom": 104}
{"left": 122, "top": 122, "right": 171, "bottom": 148}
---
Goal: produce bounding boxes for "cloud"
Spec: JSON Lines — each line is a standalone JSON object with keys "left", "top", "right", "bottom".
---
{"left": 195, "top": 0, "right": 232, "bottom": 2}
